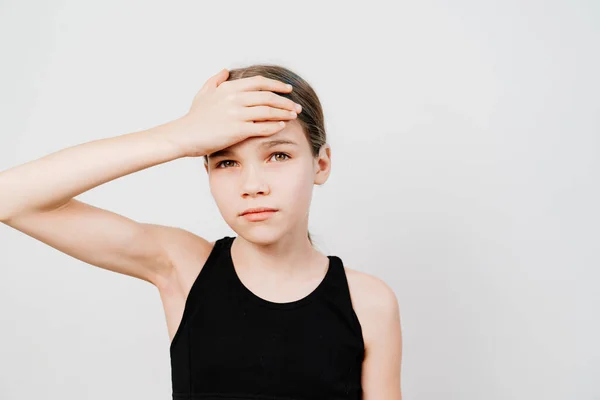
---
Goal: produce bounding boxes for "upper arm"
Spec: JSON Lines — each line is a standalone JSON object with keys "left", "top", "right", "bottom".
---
{"left": 1, "top": 198, "right": 203, "bottom": 288}
{"left": 361, "top": 278, "right": 403, "bottom": 400}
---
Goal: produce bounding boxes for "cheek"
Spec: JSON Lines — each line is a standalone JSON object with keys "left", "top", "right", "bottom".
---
{"left": 277, "top": 168, "right": 314, "bottom": 205}
{"left": 209, "top": 179, "right": 238, "bottom": 216}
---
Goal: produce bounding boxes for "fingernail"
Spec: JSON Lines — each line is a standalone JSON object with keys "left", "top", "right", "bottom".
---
{"left": 295, "top": 104, "right": 302, "bottom": 112}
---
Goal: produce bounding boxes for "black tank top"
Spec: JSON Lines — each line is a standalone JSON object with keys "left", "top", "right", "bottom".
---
{"left": 169, "top": 236, "right": 365, "bottom": 399}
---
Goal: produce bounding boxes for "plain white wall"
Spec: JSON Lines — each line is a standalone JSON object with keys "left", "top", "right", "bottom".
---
{"left": 1, "top": 1, "right": 598, "bottom": 399}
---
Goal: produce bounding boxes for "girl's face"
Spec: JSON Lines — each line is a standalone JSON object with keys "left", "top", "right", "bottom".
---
{"left": 205, "top": 120, "right": 331, "bottom": 244}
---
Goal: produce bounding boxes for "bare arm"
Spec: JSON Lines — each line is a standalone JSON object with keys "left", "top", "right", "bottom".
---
{"left": 0, "top": 70, "right": 301, "bottom": 288}
{"left": 360, "top": 276, "right": 403, "bottom": 400}
{"left": 0, "top": 119, "right": 184, "bottom": 220}
{"left": 0, "top": 118, "right": 195, "bottom": 287}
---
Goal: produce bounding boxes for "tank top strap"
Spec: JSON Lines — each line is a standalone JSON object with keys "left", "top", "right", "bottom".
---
{"left": 170, "top": 236, "right": 230, "bottom": 350}
{"left": 184, "top": 236, "right": 232, "bottom": 303}
{"left": 321, "top": 254, "right": 351, "bottom": 303}
{"left": 320, "top": 254, "right": 365, "bottom": 346}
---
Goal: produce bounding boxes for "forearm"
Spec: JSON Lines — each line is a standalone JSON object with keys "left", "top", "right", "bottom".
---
{"left": 0, "top": 118, "right": 187, "bottom": 221}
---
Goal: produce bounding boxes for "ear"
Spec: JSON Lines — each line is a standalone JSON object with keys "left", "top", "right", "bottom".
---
{"left": 314, "top": 144, "right": 331, "bottom": 185}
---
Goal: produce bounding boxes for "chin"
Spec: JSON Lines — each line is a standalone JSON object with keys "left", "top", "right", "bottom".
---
{"left": 233, "top": 226, "right": 286, "bottom": 246}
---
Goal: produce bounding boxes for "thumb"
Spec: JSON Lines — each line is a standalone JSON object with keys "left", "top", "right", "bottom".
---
{"left": 203, "top": 68, "right": 229, "bottom": 90}
{"left": 214, "top": 68, "right": 230, "bottom": 86}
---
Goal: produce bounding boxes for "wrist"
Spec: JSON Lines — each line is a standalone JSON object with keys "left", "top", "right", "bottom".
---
{"left": 149, "top": 117, "right": 192, "bottom": 159}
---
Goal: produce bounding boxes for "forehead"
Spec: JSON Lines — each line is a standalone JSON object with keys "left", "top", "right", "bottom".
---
{"left": 207, "top": 121, "right": 307, "bottom": 159}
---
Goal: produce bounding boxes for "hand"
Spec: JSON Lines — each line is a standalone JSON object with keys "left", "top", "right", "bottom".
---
{"left": 171, "top": 69, "right": 302, "bottom": 157}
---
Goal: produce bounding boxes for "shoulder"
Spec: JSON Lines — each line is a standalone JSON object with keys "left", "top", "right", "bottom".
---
{"left": 343, "top": 266, "right": 401, "bottom": 346}
{"left": 344, "top": 266, "right": 399, "bottom": 311}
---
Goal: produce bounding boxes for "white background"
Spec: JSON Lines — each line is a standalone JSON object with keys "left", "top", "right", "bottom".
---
{"left": 1, "top": 1, "right": 598, "bottom": 399}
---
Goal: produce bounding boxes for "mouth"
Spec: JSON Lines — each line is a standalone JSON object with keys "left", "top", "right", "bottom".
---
{"left": 241, "top": 208, "right": 278, "bottom": 222}
{"left": 240, "top": 207, "right": 279, "bottom": 216}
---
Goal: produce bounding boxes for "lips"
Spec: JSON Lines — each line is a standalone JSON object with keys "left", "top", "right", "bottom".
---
{"left": 240, "top": 207, "right": 278, "bottom": 216}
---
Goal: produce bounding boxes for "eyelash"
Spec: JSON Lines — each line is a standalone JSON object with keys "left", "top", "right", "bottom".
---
{"left": 215, "top": 152, "right": 291, "bottom": 169}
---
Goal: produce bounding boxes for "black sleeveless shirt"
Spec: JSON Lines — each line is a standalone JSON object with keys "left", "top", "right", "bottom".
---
{"left": 170, "top": 236, "right": 365, "bottom": 399}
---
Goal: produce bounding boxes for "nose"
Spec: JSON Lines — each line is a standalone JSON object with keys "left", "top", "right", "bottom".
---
{"left": 241, "top": 164, "right": 269, "bottom": 197}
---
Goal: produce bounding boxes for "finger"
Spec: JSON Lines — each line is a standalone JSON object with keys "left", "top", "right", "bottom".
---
{"left": 240, "top": 105, "right": 297, "bottom": 122}
{"left": 241, "top": 121, "right": 287, "bottom": 136}
{"left": 231, "top": 75, "right": 293, "bottom": 93}
{"left": 237, "top": 91, "right": 301, "bottom": 113}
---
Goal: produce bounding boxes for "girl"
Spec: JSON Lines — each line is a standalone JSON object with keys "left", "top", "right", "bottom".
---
{"left": 0, "top": 64, "right": 402, "bottom": 399}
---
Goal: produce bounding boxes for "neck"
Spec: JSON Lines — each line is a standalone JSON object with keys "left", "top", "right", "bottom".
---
{"left": 231, "top": 230, "right": 321, "bottom": 280}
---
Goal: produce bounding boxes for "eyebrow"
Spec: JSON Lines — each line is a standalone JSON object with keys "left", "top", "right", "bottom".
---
{"left": 207, "top": 139, "right": 299, "bottom": 159}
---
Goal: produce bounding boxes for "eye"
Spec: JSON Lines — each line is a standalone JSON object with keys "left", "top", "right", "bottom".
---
{"left": 270, "top": 152, "right": 291, "bottom": 162}
{"left": 214, "top": 160, "right": 237, "bottom": 169}
{"left": 214, "top": 153, "right": 291, "bottom": 169}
